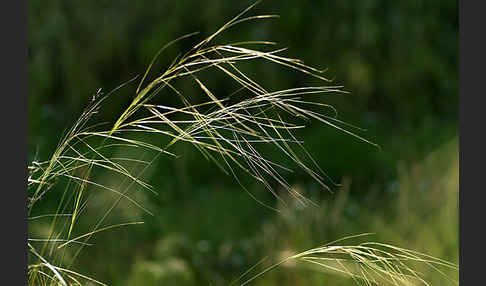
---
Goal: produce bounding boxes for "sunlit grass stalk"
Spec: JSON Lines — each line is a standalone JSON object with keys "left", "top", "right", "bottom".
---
{"left": 28, "top": 2, "right": 457, "bottom": 285}
{"left": 234, "top": 234, "right": 458, "bottom": 286}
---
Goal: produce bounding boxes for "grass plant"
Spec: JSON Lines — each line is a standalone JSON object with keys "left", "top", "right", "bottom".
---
{"left": 27, "top": 2, "right": 458, "bottom": 285}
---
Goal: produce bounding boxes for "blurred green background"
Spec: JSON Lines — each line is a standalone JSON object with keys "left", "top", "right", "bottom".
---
{"left": 28, "top": 0, "right": 458, "bottom": 285}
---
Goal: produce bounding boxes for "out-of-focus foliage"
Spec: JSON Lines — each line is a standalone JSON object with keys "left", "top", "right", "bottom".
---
{"left": 28, "top": 0, "right": 457, "bottom": 284}
{"left": 251, "top": 137, "right": 458, "bottom": 285}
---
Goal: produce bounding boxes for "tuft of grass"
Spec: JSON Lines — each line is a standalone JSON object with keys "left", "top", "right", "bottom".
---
{"left": 236, "top": 234, "right": 458, "bottom": 286}
{"left": 28, "top": 2, "right": 457, "bottom": 285}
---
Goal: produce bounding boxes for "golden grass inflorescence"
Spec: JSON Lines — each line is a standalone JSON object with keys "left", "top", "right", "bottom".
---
{"left": 27, "top": 2, "right": 457, "bottom": 285}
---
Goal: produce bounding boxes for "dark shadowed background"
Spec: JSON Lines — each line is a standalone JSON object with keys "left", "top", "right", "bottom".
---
{"left": 28, "top": 1, "right": 458, "bottom": 285}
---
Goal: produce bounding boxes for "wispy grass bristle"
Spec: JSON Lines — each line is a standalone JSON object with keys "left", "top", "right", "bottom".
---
{"left": 28, "top": 2, "right": 456, "bottom": 285}
{"left": 236, "top": 234, "right": 458, "bottom": 286}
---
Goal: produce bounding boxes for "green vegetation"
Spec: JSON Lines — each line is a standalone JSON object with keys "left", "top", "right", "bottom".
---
{"left": 28, "top": 1, "right": 458, "bottom": 285}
